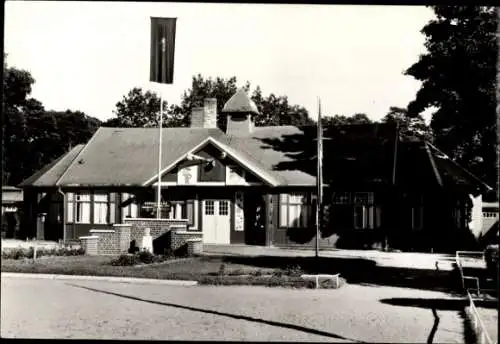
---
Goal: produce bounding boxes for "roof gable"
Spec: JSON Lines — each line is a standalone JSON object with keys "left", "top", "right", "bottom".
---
{"left": 144, "top": 136, "right": 279, "bottom": 186}
{"left": 57, "top": 127, "right": 226, "bottom": 187}
{"left": 18, "top": 145, "right": 85, "bottom": 187}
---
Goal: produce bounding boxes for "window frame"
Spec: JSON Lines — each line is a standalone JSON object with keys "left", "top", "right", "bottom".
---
{"left": 66, "top": 191, "right": 115, "bottom": 225}
{"left": 279, "top": 192, "right": 312, "bottom": 228}
{"left": 93, "top": 193, "right": 109, "bottom": 225}
{"left": 75, "top": 192, "right": 91, "bottom": 224}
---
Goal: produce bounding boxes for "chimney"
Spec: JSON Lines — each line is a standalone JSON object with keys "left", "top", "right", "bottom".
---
{"left": 203, "top": 98, "right": 217, "bottom": 128}
{"left": 189, "top": 98, "right": 218, "bottom": 129}
{"left": 190, "top": 106, "right": 205, "bottom": 128}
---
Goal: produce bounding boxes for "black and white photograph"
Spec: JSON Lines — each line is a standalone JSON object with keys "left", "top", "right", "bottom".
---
{"left": 1, "top": 2, "right": 498, "bottom": 342}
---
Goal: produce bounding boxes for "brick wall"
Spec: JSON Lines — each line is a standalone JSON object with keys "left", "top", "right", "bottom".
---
{"left": 79, "top": 236, "right": 98, "bottom": 255}
{"left": 124, "top": 218, "right": 186, "bottom": 243}
{"left": 186, "top": 238, "right": 203, "bottom": 256}
{"left": 90, "top": 229, "right": 120, "bottom": 255}
{"left": 79, "top": 219, "right": 199, "bottom": 256}
{"left": 171, "top": 231, "right": 203, "bottom": 256}
{"left": 124, "top": 218, "right": 189, "bottom": 254}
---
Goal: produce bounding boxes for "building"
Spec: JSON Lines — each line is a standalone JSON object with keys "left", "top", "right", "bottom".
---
{"left": 1, "top": 186, "right": 23, "bottom": 239}
{"left": 18, "top": 89, "right": 492, "bottom": 253}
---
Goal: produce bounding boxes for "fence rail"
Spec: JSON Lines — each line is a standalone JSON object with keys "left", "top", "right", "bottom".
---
{"left": 456, "top": 251, "right": 497, "bottom": 344}
{"left": 466, "top": 290, "right": 496, "bottom": 344}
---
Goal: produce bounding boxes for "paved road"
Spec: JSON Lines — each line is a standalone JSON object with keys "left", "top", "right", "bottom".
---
{"left": 2, "top": 276, "right": 467, "bottom": 342}
{"left": 203, "top": 244, "right": 482, "bottom": 271}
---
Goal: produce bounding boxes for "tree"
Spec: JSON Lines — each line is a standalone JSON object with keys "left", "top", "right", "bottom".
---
{"left": 405, "top": 6, "right": 497, "bottom": 188}
{"left": 106, "top": 75, "right": 314, "bottom": 130}
{"left": 382, "top": 106, "right": 431, "bottom": 140}
{"left": 102, "top": 87, "right": 182, "bottom": 128}
{"left": 178, "top": 75, "right": 245, "bottom": 130}
{"left": 2, "top": 58, "right": 101, "bottom": 185}
{"left": 250, "top": 86, "right": 312, "bottom": 127}
{"left": 321, "top": 113, "right": 372, "bottom": 126}
{"left": 180, "top": 74, "right": 313, "bottom": 130}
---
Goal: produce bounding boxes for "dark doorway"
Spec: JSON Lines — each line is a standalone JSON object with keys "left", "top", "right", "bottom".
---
{"left": 244, "top": 192, "right": 266, "bottom": 245}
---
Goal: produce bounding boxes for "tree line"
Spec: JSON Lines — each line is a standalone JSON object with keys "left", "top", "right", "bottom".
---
{"left": 2, "top": 6, "right": 496, "bottom": 193}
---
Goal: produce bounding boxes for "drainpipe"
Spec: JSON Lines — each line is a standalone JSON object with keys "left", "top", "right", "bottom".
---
{"left": 57, "top": 188, "right": 66, "bottom": 244}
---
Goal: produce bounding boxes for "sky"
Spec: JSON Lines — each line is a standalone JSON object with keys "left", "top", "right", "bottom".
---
{"left": 4, "top": 2, "right": 435, "bottom": 123}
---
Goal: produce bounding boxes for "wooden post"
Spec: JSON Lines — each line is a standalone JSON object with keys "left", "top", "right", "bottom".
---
{"left": 33, "top": 238, "right": 37, "bottom": 261}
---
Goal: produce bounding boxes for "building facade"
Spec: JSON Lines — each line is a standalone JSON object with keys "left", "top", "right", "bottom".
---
{"left": 18, "top": 90, "right": 492, "bottom": 253}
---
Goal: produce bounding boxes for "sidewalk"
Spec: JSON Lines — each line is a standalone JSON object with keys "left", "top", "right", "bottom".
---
{"left": 202, "top": 244, "right": 477, "bottom": 271}
{"left": 1, "top": 272, "right": 198, "bottom": 286}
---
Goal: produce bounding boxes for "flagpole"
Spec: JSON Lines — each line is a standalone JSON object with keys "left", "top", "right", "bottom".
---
{"left": 150, "top": 17, "right": 176, "bottom": 220}
{"left": 315, "top": 97, "right": 323, "bottom": 259}
{"left": 156, "top": 92, "right": 163, "bottom": 219}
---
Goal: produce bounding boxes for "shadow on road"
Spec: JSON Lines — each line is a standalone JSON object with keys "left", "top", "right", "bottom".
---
{"left": 379, "top": 297, "right": 489, "bottom": 344}
{"left": 380, "top": 297, "right": 497, "bottom": 310}
{"left": 67, "top": 283, "right": 365, "bottom": 342}
{"left": 217, "top": 255, "right": 459, "bottom": 292}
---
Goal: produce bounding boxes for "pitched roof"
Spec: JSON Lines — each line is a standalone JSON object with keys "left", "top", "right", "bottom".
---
{"left": 56, "top": 127, "right": 226, "bottom": 187}
{"left": 222, "top": 88, "right": 259, "bottom": 114}
{"left": 19, "top": 122, "right": 491, "bottom": 192}
{"left": 18, "top": 145, "right": 85, "bottom": 187}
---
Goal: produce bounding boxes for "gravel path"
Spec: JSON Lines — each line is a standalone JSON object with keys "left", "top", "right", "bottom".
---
{"left": 2, "top": 276, "right": 467, "bottom": 342}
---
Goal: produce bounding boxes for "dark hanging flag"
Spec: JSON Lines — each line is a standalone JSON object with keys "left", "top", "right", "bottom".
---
{"left": 150, "top": 17, "right": 177, "bottom": 84}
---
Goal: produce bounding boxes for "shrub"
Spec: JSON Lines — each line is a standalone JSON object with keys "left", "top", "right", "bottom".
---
{"left": 284, "top": 264, "right": 303, "bottom": 277}
{"left": 218, "top": 264, "right": 226, "bottom": 276}
{"left": 138, "top": 250, "right": 154, "bottom": 264}
{"left": 111, "top": 254, "right": 141, "bottom": 266}
{"left": 250, "top": 269, "right": 263, "bottom": 277}
{"left": 2, "top": 248, "right": 26, "bottom": 260}
{"left": 272, "top": 270, "right": 283, "bottom": 277}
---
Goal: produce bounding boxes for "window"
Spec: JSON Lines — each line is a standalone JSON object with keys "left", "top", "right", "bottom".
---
{"left": 279, "top": 193, "right": 311, "bottom": 228}
{"left": 156, "top": 198, "right": 196, "bottom": 227}
{"left": 67, "top": 193, "right": 74, "bottom": 222}
{"left": 168, "top": 201, "right": 187, "bottom": 220}
{"left": 219, "top": 200, "right": 229, "bottom": 216}
{"left": 205, "top": 200, "right": 215, "bottom": 215}
{"left": 75, "top": 193, "right": 91, "bottom": 223}
{"left": 93, "top": 193, "right": 109, "bottom": 224}
{"left": 66, "top": 191, "right": 115, "bottom": 224}
{"left": 352, "top": 192, "right": 379, "bottom": 230}
{"left": 354, "top": 205, "right": 380, "bottom": 229}
{"left": 333, "top": 192, "right": 350, "bottom": 204}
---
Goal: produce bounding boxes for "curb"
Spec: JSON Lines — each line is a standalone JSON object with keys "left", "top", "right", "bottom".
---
{"left": 1, "top": 272, "right": 198, "bottom": 286}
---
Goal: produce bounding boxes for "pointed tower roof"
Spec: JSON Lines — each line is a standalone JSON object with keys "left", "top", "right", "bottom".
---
{"left": 222, "top": 88, "right": 259, "bottom": 114}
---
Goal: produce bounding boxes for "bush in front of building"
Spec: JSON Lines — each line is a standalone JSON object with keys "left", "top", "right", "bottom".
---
{"left": 110, "top": 253, "right": 142, "bottom": 266}
{"left": 110, "top": 250, "right": 170, "bottom": 266}
{"left": 1, "top": 246, "right": 85, "bottom": 260}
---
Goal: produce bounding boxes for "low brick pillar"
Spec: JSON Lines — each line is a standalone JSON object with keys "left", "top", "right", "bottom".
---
{"left": 124, "top": 218, "right": 189, "bottom": 254}
{"left": 113, "top": 224, "right": 132, "bottom": 253}
{"left": 124, "top": 218, "right": 188, "bottom": 243}
{"left": 171, "top": 231, "right": 203, "bottom": 255}
{"left": 89, "top": 229, "right": 120, "bottom": 255}
{"left": 186, "top": 238, "right": 203, "bottom": 256}
{"left": 79, "top": 236, "right": 99, "bottom": 255}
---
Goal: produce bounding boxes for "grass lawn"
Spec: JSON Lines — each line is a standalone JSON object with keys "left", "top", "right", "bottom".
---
{"left": 0, "top": 255, "right": 325, "bottom": 288}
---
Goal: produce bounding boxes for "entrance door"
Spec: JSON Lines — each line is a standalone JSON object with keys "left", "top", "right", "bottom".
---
{"left": 202, "top": 199, "right": 230, "bottom": 244}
